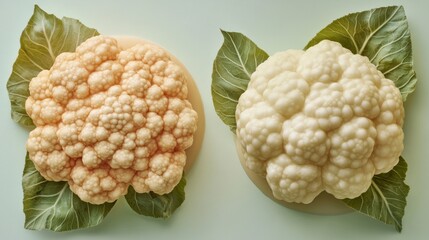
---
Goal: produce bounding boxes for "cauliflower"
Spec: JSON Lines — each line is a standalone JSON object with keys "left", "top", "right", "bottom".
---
{"left": 236, "top": 40, "right": 404, "bottom": 204}
{"left": 25, "top": 36, "right": 198, "bottom": 204}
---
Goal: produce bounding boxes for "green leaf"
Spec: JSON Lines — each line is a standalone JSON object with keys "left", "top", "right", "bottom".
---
{"left": 125, "top": 176, "right": 186, "bottom": 219}
{"left": 23, "top": 153, "right": 115, "bottom": 232}
{"left": 211, "top": 30, "right": 269, "bottom": 132}
{"left": 6, "top": 5, "right": 99, "bottom": 127}
{"left": 305, "top": 6, "right": 416, "bottom": 101}
{"left": 343, "top": 157, "right": 410, "bottom": 232}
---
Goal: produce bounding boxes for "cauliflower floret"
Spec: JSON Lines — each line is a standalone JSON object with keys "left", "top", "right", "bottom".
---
{"left": 236, "top": 99, "right": 284, "bottom": 173}
{"left": 26, "top": 125, "right": 75, "bottom": 181}
{"left": 132, "top": 152, "right": 186, "bottom": 194}
{"left": 304, "top": 82, "right": 353, "bottom": 131}
{"left": 267, "top": 154, "right": 323, "bottom": 204}
{"left": 282, "top": 114, "right": 330, "bottom": 165}
{"left": 236, "top": 40, "right": 404, "bottom": 203}
{"left": 25, "top": 36, "right": 198, "bottom": 204}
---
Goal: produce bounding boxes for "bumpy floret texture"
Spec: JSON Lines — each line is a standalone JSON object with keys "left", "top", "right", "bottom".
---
{"left": 236, "top": 40, "right": 404, "bottom": 203}
{"left": 25, "top": 36, "right": 198, "bottom": 204}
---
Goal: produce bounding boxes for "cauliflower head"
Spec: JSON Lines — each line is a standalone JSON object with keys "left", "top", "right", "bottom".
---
{"left": 236, "top": 40, "right": 404, "bottom": 204}
{"left": 25, "top": 36, "right": 198, "bottom": 204}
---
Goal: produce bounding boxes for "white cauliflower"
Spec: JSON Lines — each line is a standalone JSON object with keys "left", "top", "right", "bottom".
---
{"left": 236, "top": 40, "right": 404, "bottom": 204}
{"left": 25, "top": 36, "right": 198, "bottom": 204}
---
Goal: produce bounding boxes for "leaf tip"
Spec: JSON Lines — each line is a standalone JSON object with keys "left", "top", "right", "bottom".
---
{"left": 220, "top": 29, "right": 231, "bottom": 39}
{"left": 33, "top": 4, "right": 44, "bottom": 14}
{"left": 397, "top": 5, "right": 405, "bottom": 10}
{"left": 395, "top": 224, "right": 403, "bottom": 233}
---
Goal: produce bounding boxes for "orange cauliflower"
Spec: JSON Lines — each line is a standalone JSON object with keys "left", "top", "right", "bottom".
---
{"left": 25, "top": 36, "right": 198, "bottom": 204}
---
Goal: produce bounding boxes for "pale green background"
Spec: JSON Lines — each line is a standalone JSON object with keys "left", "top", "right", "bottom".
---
{"left": 0, "top": 0, "right": 427, "bottom": 239}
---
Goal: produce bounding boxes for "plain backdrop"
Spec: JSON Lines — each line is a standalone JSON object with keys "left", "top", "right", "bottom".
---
{"left": 0, "top": 0, "right": 428, "bottom": 239}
